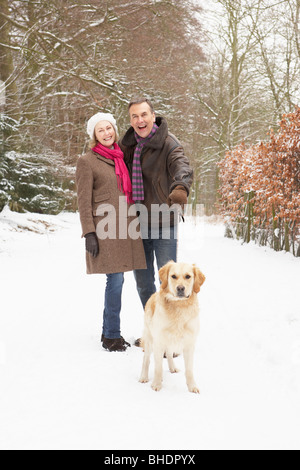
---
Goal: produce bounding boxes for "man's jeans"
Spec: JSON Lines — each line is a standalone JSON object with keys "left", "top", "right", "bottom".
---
{"left": 102, "top": 272, "right": 124, "bottom": 339}
{"left": 134, "top": 226, "right": 178, "bottom": 309}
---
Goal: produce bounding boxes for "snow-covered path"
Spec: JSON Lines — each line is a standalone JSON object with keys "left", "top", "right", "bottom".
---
{"left": 0, "top": 209, "right": 300, "bottom": 450}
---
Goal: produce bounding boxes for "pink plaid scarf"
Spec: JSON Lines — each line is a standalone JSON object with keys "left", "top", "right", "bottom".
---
{"left": 92, "top": 142, "right": 133, "bottom": 204}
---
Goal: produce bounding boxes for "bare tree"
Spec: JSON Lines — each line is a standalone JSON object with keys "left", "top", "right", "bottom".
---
{"left": 190, "top": 0, "right": 299, "bottom": 213}
{"left": 287, "top": 0, "right": 300, "bottom": 58}
{"left": 0, "top": 0, "right": 20, "bottom": 145}
{"left": 247, "top": 0, "right": 300, "bottom": 121}
{"left": 0, "top": 0, "right": 203, "bottom": 158}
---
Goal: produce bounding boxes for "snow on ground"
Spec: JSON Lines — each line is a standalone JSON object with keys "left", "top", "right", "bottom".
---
{"left": 0, "top": 207, "right": 300, "bottom": 450}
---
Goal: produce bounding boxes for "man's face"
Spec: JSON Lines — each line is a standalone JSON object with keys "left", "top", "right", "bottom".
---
{"left": 129, "top": 102, "right": 156, "bottom": 138}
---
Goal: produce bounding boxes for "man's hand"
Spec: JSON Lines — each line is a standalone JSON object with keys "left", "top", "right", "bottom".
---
{"left": 85, "top": 232, "right": 99, "bottom": 258}
{"left": 167, "top": 185, "right": 188, "bottom": 208}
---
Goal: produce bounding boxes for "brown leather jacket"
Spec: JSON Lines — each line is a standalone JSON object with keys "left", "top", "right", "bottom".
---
{"left": 120, "top": 117, "right": 193, "bottom": 222}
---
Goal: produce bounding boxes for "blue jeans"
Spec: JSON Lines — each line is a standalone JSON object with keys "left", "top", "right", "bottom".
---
{"left": 134, "top": 226, "right": 178, "bottom": 309}
{"left": 102, "top": 272, "right": 124, "bottom": 339}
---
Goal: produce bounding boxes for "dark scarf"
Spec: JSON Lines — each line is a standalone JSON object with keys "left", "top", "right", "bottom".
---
{"left": 132, "top": 123, "right": 159, "bottom": 202}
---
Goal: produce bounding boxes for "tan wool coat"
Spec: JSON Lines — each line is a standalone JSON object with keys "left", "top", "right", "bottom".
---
{"left": 76, "top": 150, "right": 146, "bottom": 275}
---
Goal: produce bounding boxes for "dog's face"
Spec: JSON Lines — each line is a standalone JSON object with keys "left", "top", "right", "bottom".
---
{"left": 159, "top": 261, "right": 206, "bottom": 301}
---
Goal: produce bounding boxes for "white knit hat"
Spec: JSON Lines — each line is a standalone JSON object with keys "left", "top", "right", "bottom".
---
{"left": 87, "top": 112, "right": 119, "bottom": 140}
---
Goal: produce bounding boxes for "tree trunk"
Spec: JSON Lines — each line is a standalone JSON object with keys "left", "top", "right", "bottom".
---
{"left": 228, "top": 6, "right": 240, "bottom": 148}
{"left": 22, "top": 0, "right": 39, "bottom": 124}
{"left": 284, "top": 221, "right": 290, "bottom": 253}
{"left": 0, "top": 0, "right": 19, "bottom": 144}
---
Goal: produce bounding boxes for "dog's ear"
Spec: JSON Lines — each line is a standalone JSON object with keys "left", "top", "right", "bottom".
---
{"left": 159, "top": 261, "right": 175, "bottom": 290}
{"left": 193, "top": 265, "right": 206, "bottom": 293}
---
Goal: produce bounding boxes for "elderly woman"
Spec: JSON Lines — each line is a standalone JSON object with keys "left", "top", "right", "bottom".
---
{"left": 76, "top": 112, "right": 146, "bottom": 352}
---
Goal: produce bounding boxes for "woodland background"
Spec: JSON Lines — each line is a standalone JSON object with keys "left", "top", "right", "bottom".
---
{"left": 0, "top": 0, "right": 299, "bottom": 253}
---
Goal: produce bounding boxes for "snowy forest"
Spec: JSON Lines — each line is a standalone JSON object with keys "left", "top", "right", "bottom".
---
{"left": 0, "top": 0, "right": 299, "bottom": 254}
{"left": 1, "top": 1, "right": 300, "bottom": 451}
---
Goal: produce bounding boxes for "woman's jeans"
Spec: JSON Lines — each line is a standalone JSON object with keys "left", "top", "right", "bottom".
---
{"left": 102, "top": 272, "right": 124, "bottom": 339}
{"left": 134, "top": 226, "right": 178, "bottom": 309}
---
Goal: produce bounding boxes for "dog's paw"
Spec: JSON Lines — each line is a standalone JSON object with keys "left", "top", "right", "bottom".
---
{"left": 170, "top": 367, "right": 180, "bottom": 374}
{"left": 188, "top": 384, "right": 200, "bottom": 394}
{"left": 139, "top": 376, "right": 149, "bottom": 384}
{"left": 151, "top": 382, "right": 162, "bottom": 392}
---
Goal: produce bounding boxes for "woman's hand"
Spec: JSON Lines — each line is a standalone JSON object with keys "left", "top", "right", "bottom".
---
{"left": 85, "top": 232, "right": 99, "bottom": 258}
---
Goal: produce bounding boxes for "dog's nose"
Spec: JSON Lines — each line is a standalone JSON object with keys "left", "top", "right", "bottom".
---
{"left": 177, "top": 285, "right": 185, "bottom": 297}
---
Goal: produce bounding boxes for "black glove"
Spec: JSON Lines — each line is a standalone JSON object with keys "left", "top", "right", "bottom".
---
{"left": 85, "top": 232, "right": 99, "bottom": 258}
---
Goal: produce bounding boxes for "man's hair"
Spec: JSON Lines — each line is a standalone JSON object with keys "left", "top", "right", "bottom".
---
{"left": 128, "top": 97, "right": 155, "bottom": 114}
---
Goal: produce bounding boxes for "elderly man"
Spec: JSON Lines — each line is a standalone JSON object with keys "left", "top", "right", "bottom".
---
{"left": 120, "top": 97, "right": 193, "bottom": 323}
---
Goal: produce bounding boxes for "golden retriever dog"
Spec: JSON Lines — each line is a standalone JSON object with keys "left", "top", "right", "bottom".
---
{"left": 139, "top": 261, "right": 206, "bottom": 393}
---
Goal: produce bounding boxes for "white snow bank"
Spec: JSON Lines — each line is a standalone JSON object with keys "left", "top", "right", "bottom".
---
{"left": 0, "top": 209, "right": 299, "bottom": 450}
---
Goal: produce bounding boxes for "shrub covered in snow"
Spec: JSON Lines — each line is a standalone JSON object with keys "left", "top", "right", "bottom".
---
{"left": 0, "top": 114, "right": 18, "bottom": 134}
{"left": 219, "top": 107, "right": 300, "bottom": 257}
{"left": 0, "top": 151, "right": 76, "bottom": 214}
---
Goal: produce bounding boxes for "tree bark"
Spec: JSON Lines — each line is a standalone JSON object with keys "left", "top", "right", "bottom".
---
{"left": 0, "top": 0, "right": 19, "bottom": 127}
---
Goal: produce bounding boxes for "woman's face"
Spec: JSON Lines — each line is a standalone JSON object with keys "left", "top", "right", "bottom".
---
{"left": 94, "top": 120, "right": 116, "bottom": 147}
